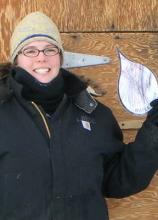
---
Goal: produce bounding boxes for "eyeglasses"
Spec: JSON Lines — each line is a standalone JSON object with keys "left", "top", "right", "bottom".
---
{"left": 18, "top": 47, "right": 60, "bottom": 57}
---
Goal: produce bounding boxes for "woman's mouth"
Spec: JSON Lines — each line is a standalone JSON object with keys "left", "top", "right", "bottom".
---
{"left": 34, "top": 68, "right": 51, "bottom": 75}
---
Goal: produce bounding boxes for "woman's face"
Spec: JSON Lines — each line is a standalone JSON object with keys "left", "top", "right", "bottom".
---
{"left": 16, "top": 41, "right": 61, "bottom": 83}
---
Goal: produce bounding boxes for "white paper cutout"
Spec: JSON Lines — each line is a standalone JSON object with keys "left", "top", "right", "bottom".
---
{"left": 118, "top": 50, "right": 158, "bottom": 115}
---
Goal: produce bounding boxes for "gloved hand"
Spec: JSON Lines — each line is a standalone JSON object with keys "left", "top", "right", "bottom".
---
{"left": 146, "top": 99, "right": 158, "bottom": 125}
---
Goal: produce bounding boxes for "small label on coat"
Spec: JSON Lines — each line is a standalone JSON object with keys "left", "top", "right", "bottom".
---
{"left": 81, "top": 120, "right": 91, "bottom": 131}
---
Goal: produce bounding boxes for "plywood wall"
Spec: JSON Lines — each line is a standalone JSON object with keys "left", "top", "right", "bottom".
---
{"left": 0, "top": 0, "right": 158, "bottom": 219}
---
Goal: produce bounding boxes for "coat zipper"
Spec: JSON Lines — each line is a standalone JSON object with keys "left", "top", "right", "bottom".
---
{"left": 31, "top": 101, "right": 53, "bottom": 220}
{"left": 31, "top": 101, "right": 51, "bottom": 139}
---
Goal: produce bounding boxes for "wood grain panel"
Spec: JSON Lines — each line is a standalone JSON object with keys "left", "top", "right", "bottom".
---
{"left": 107, "top": 172, "right": 158, "bottom": 220}
{"left": 0, "top": 0, "right": 158, "bottom": 35}
{"left": 64, "top": 0, "right": 158, "bottom": 32}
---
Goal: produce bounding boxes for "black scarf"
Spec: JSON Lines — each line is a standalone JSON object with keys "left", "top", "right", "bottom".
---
{"left": 13, "top": 67, "right": 65, "bottom": 114}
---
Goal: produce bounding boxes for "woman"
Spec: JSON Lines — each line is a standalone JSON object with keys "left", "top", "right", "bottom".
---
{"left": 0, "top": 11, "right": 158, "bottom": 220}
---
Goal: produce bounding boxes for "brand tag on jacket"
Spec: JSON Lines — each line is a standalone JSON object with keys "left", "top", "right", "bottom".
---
{"left": 81, "top": 120, "right": 91, "bottom": 131}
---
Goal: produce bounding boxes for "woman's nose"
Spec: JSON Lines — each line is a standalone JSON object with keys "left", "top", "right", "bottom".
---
{"left": 37, "top": 51, "right": 47, "bottom": 61}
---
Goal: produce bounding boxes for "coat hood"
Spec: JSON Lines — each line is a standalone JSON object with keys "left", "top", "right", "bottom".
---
{"left": 0, "top": 64, "right": 98, "bottom": 113}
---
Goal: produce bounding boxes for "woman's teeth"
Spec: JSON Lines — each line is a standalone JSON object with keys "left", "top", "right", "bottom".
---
{"left": 34, "top": 68, "right": 50, "bottom": 74}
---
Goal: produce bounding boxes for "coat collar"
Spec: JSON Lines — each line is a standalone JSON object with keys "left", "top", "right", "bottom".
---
{"left": 61, "top": 68, "right": 98, "bottom": 113}
{"left": 73, "top": 90, "right": 97, "bottom": 114}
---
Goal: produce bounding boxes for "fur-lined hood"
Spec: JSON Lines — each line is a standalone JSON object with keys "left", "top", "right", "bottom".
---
{"left": 0, "top": 62, "right": 105, "bottom": 97}
{"left": 0, "top": 63, "right": 104, "bottom": 113}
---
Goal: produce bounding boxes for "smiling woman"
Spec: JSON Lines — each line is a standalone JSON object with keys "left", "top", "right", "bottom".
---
{"left": 10, "top": 12, "right": 63, "bottom": 83}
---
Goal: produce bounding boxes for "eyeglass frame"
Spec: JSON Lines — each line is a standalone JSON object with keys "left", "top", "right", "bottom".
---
{"left": 18, "top": 46, "right": 61, "bottom": 57}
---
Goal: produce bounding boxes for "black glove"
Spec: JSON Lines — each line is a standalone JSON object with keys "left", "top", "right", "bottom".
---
{"left": 146, "top": 99, "right": 158, "bottom": 125}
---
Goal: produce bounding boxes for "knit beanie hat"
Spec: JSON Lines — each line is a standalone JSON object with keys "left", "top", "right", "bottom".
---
{"left": 10, "top": 11, "right": 64, "bottom": 63}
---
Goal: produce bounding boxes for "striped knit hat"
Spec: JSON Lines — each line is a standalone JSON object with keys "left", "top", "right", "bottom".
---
{"left": 10, "top": 11, "right": 64, "bottom": 63}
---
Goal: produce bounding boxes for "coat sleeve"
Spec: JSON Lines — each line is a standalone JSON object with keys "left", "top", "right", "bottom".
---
{"left": 102, "top": 111, "right": 158, "bottom": 198}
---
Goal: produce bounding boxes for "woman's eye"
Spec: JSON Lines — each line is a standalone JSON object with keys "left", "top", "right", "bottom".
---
{"left": 46, "top": 48, "right": 56, "bottom": 52}
{"left": 26, "top": 49, "right": 36, "bottom": 54}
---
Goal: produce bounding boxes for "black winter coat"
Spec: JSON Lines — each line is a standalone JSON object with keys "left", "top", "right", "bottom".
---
{"left": 0, "top": 67, "right": 158, "bottom": 220}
